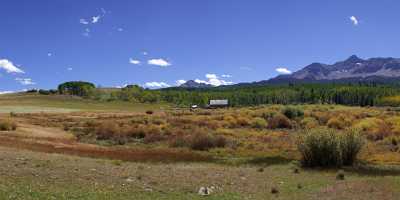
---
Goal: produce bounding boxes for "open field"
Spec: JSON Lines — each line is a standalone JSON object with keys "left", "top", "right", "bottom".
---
{"left": 1, "top": 93, "right": 400, "bottom": 199}
{"left": 1, "top": 146, "right": 400, "bottom": 200}
{"left": 0, "top": 93, "right": 168, "bottom": 113}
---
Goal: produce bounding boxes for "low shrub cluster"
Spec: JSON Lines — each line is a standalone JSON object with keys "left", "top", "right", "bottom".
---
{"left": 300, "top": 117, "right": 319, "bottom": 129}
{"left": 38, "top": 89, "right": 58, "bottom": 95}
{"left": 297, "top": 128, "right": 364, "bottom": 167}
{"left": 0, "top": 119, "right": 17, "bottom": 131}
{"left": 327, "top": 114, "right": 353, "bottom": 129}
{"left": 353, "top": 118, "right": 392, "bottom": 141}
{"left": 170, "top": 131, "right": 227, "bottom": 151}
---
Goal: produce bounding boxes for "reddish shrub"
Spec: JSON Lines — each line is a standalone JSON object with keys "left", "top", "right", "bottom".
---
{"left": 95, "top": 122, "right": 120, "bottom": 140}
{"left": 169, "top": 130, "right": 228, "bottom": 151}
{"left": 267, "top": 114, "right": 292, "bottom": 129}
{"left": 146, "top": 110, "right": 154, "bottom": 115}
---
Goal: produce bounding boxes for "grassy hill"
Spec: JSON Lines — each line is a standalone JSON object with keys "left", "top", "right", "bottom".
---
{"left": 0, "top": 93, "right": 168, "bottom": 113}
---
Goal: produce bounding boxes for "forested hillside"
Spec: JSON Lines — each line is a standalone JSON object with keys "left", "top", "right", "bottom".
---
{"left": 54, "top": 82, "right": 400, "bottom": 107}
{"left": 158, "top": 83, "right": 400, "bottom": 106}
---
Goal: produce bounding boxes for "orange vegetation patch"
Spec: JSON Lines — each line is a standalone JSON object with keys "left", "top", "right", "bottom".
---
{"left": 0, "top": 135, "right": 212, "bottom": 163}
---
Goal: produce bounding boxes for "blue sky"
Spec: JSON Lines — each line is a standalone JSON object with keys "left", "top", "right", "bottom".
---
{"left": 1, "top": 0, "right": 400, "bottom": 92}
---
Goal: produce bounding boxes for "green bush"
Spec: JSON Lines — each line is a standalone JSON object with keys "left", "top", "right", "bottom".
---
{"left": 297, "top": 128, "right": 364, "bottom": 167}
{"left": 282, "top": 106, "right": 304, "bottom": 119}
{"left": 251, "top": 117, "right": 267, "bottom": 129}
{"left": 39, "top": 89, "right": 51, "bottom": 95}
{"left": 0, "top": 119, "right": 17, "bottom": 131}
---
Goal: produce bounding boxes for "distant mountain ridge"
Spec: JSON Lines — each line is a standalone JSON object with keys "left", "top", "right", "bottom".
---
{"left": 178, "top": 55, "right": 400, "bottom": 89}
{"left": 266, "top": 55, "right": 400, "bottom": 84}
{"left": 179, "top": 80, "right": 213, "bottom": 88}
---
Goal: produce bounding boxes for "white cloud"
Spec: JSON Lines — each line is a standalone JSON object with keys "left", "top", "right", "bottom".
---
{"left": 221, "top": 74, "right": 232, "bottom": 78}
{"left": 205, "top": 74, "right": 218, "bottom": 79}
{"left": 80, "top": 18, "right": 89, "bottom": 25}
{"left": 350, "top": 16, "right": 359, "bottom": 26}
{"left": 117, "top": 28, "right": 124, "bottom": 32}
{"left": 92, "top": 16, "right": 101, "bottom": 23}
{"left": 15, "top": 78, "right": 35, "bottom": 85}
{"left": 0, "top": 91, "right": 15, "bottom": 95}
{"left": 143, "top": 52, "right": 148, "bottom": 56}
{"left": 114, "top": 84, "right": 128, "bottom": 89}
{"left": 47, "top": 53, "right": 52, "bottom": 57}
{"left": 0, "top": 59, "right": 24, "bottom": 73}
{"left": 129, "top": 58, "right": 141, "bottom": 65}
{"left": 276, "top": 67, "right": 292, "bottom": 74}
{"left": 176, "top": 79, "right": 186, "bottom": 86}
{"left": 144, "top": 82, "right": 170, "bottom": 88}
{"left": 148, "top": 58, "right": 171, "bottom": 67}
{"left": 194, "top": 79, "right": 208, "bottom": 84}
{"left": 67, "top": 67, "right": 73, "bottom": 71}
{"left": 195, "top": 74, "right": 234, "bottom": 86}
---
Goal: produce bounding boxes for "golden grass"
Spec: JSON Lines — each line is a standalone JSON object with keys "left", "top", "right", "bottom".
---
{"left": 7, "top": 103, "right": 400, "bottom": 165}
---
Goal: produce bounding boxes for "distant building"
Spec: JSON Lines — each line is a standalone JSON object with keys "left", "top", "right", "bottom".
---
{"left": 208, "top": 99, "right": 229, "bottom": 108}
{"left": 190, "top": 105, "right": 198, "bottom": 110}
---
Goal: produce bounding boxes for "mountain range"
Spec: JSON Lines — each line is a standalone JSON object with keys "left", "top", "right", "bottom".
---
{"left": 180, "top": 55, "right": 400, "bottom": 88}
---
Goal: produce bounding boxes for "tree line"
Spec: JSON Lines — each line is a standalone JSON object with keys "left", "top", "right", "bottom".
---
{"left": 45, "top": 81, "right": 400, "bottom": 107}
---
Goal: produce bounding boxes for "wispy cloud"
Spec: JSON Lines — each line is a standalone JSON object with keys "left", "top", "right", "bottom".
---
{"left": 275, "top": 67, "right": 292, "bottom": 74}
{"left": 15, "top": 78, "right": 35, "bottom": 85}
{"left": 144, "top": 81, "right": 170, "bottom": 88}
{"left": 148, "top": 58, "right": 171, "bottom": 67}
{"left": 100, "top": 8, "right": 107, "bottom": 15}
{"left": 79, "top": 18, "right": 89, "bottom": 25}
{"left": 82, "top": 28, "right": 90, "bottom": 37}
{"left": 221, "top": 74, "right": 232, "bottom": 78}
{"left": 67, "top": 67, "right": 73, "bottom": 71}
{"left": 129, "top": 58, "right": 141, "bottom": 65}
{"left": 0, "top": 59, "right": 24, "bottom": 73}
{"left": 350, "top": 16, "right": 359, "bottom": 26}
{"left": 0, "top": 91, "right": 15, "bottom": 95}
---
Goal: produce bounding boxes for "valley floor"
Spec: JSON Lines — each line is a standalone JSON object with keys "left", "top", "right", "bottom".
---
{"left": 1, "top": 94, "right": 400, "bottom": 199}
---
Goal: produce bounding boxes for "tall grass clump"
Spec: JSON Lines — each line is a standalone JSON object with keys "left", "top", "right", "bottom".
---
{"left": 297, "top": 128, "right": 364, "bottom": 167}
{"left": 339, "top": 129, "right": 365, "bottom": 166}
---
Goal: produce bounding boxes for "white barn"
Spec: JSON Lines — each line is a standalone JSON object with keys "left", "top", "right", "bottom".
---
{"left": 209, "top": 99, "right": 229, "bottom": 108}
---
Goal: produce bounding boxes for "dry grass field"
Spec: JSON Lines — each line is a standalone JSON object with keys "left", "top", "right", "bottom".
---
{"left": 0, "top": 93, "right": 400, "bottom": 199}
